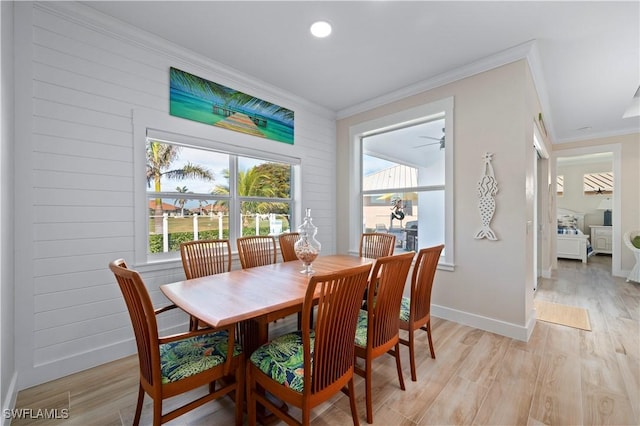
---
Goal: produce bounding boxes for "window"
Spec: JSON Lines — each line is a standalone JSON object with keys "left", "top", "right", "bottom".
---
{"left": 362, "top": 119, "right": 445, "bottom": 253}
{"left": 350, "top": 98, "right": 454, "bottom": 268}
{"left": 557, "top": 175, "right": 564, "bottom": 195}
{"left": 141, "top": 133, "right": 298, "bottom": 263}
{"left": 583, "top": 172, "right": 613, "bottom": 195}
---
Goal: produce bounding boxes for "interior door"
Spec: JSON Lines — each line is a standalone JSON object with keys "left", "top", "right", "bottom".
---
{"left": 533, "top": 128, "right": 549, "bottom": 290}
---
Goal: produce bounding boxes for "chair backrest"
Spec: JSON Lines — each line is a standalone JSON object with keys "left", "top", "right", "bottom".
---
{"left": 623, "top": 231, "right": 640, "bottom": 252}
{"left": 278, "top": 232, "right": 300, "bottom": 262}
{"left": 365, "top": 252, "right": 415, "bottom": 348}
{"left": 109, "top": 259, "right": 160, "bottom": 387}
{"left": 237, "top": 235, "right": 277, "bottom": 269}
{"left": 300, "top": 263, "right": 372, "bottom": 395}
{"left": 180, "top": 239, "right": 231, "bottom": 279}
{"left": 359, "top": 232, "right": 396, "bottom": 259}
{"left": 408, "top": 245, "right": 444, "bottom": 323}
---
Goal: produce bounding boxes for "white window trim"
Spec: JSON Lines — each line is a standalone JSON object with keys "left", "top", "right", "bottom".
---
{"left": 133, "top": 109, "right": 301, "bottom": 267}
{"left": 347, "top": 97, "right": 455, "bottom": 269}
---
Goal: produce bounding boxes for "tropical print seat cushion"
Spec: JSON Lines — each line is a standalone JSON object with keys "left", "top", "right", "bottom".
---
{"left": 160, "top": 330, "right": 242, "bottom": 384}
{"left": 354, "top": 309, "right": 369, "bottom": 347}
{"left": 399, "top": 297, "right": 411, "bottom": 322}
{"left": 249, "top": 330, "right": 315, "bottom": 393}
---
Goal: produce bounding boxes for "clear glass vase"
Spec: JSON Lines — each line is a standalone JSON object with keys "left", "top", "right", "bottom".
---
{"left": 294, "top": 208, "right": 321, "bottom": 274}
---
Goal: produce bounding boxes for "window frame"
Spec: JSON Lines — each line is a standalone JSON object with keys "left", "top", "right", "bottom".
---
{"left": 347, "top": 97, "right": 455, "bottom": 269}
{"left": 134, "top": 110, "right": 301, "bottom": 266}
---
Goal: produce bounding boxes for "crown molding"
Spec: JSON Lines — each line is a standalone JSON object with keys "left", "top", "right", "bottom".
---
{"left": 34, "top": 1, "right": 336, "bottom": 120}
{"left": 336, "top": 40, "right": 551, "bottom": 125}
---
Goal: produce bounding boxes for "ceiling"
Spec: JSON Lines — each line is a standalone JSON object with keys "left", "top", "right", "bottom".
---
{"left": 81, "top": 1, "right": 640, "bottom": 144}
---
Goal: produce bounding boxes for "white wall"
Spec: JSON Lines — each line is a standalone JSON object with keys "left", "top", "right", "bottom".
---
{"left": 12, "top": 2, "right": 337, "bottom": 389}
{"left": 1, "top": 0, "right": 16, "bottom": 420}
{"left": 338, "top": 59, "right": 550, "bottom": 341}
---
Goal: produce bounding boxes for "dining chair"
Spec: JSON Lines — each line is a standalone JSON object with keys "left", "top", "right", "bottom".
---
{"left": 278, "top": 231, "right": 315, "bottom": 328}
{"left": 180, "top": 239, "right": 232, "bottom": 330}
{"left": 399, "top": 244, "right": 444, "bottom": 381}
{"left": 237, "top": 235, "right": 293, "bottom": 327}
{"left": 278, "top": 232, "right": 300, "bottom": 262}
{"left": 359, "top": 232, "right": 396, "bottom": 259}
{"left": 623, "top": 231, "right": 640, "bottom": 283}
{"left": 109, "top": 259, "right": 244, "bottom": 426}
{"left": 359, "top": 232, "right": 397, "bottom": 310}
{"left": 246, "top": 263, "right": 373, "bottom": 426}
{"left": 180, "top": 238, "right": 231, "bottom": 279}
{"left": 237, "top": 235, "right": 278, "bottom": 269}
{"left": 353, "top": 251, "right": 414, "bottom": 424}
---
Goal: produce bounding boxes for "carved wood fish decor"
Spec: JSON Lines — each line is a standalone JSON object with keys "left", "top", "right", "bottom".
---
{"left": 475, "top": 152, "right": 498, "bottom": 240}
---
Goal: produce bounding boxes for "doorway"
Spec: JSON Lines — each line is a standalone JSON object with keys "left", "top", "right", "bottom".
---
{"left": 554, "top": 146, "right": 621, "bottom": 277}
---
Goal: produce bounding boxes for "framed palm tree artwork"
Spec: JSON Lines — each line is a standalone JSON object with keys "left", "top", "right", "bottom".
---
{"left": 169, "top": 67, "right": 294, "bottom": 144}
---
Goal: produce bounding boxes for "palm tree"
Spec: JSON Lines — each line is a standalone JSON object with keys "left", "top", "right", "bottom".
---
{"left": 174, "top": 186, "right": 191, "bottom": 217}
{"left": 170, "top": 67, "right": 228, "bottom": 100}
{"left": 147, "top": 141, "right": 213, "bottom": 233}
{"left": 197, "top": 199, "right": 209, "bottom": 215}
{"left": 228, "top": 91, "right": 294, "bottom": 123}
{"left": 212, "top": 167, "right": 275, "bottom": 228}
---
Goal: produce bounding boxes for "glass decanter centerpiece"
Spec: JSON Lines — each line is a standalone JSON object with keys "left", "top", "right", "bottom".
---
{"left": 294, "top": 208, "right": 321, "bottom": 274}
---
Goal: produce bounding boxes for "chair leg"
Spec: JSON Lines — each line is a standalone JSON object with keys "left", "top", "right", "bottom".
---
{"left": 365, "top": 358, "right": 373, "bottom": 424}
{"left": 393, "top": 342, "right": 406, "bottom": 391}
{"left": 152, "top": 396, "right": 162, "bottom": 426}
{"left": 408, "top": 329, "right": 417, "bottom": 382}
{"left": 425, "top": 320, "right": 436, "bottom": 359}
{"left": 302, "top": 403, "right": 311, "bottom": 425}
{"left": 347, "top": 379, "right": 360, "bottom": 426}
{"left": 133, "top": 383, "right": 144, "bottom": 426}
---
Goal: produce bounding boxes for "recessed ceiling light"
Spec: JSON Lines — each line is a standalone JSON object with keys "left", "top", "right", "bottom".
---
{"left": 310, "top": 21, "right": 332, "bottom": 38}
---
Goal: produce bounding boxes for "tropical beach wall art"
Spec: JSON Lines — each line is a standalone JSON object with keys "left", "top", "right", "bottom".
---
{"left": 169, "top": 67, "right": 294, "bottom": 144}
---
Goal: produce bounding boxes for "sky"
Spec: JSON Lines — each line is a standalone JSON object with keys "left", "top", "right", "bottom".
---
{"left": 150, "top": 144, "right": 394, "bottom": 195}
{"left": 151, "top": 145, "right": 279, "bottom": 194}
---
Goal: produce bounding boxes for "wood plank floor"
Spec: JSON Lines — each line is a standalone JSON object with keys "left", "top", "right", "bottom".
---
{"left": 13, "top": 255, "right": 639, "bottom": 425}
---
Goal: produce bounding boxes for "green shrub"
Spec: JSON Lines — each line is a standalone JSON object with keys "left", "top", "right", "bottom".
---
{"left": 149, "top": 227, "right": 272, "bottom": 253}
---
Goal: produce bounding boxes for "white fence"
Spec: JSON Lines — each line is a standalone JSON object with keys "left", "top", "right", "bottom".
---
{"left": 158, "top": 212, "right": 289, "bottom": 252}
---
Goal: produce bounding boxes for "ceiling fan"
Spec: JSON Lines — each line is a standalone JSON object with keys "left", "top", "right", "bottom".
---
{"left": 414, "top": 128, "right": 445, "bottom": 150}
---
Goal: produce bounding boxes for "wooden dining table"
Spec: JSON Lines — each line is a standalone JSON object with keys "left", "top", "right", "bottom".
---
{"left": 160, "top": 254, "right": 374, "bottom": 354}
{"left": 161, "top": 254, "right": 374, "bottom": 424}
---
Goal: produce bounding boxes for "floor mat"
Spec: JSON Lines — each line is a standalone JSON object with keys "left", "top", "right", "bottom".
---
{"left": 534, "top": 299, "right": 591, "bottom": 331}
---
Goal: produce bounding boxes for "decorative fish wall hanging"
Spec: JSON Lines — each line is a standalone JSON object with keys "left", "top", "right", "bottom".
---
{"left": 475, "top": 152, "right": 499, "bottom": 240}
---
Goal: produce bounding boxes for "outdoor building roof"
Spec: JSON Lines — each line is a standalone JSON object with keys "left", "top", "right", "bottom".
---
{"left": 363, "top": 164, "right": 417, "bottom": 192}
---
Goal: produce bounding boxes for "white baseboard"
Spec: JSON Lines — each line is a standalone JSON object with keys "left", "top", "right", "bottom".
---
{"left": 18, "top": 323, "right": 186, "bottom": 390}
{"left": 2, "top": 371, "right": 18, "bottom": 426}
{"left": 432, "top": 304, "right": 531, "bottom": 342}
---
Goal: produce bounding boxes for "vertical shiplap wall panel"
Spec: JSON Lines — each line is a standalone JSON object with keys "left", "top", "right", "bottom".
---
{"left": 16, "top": 3, "right": 337, "bottom": 388}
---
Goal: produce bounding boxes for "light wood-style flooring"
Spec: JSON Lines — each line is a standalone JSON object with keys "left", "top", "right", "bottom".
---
{"left": 13, "top": 255, "right": 639, "bottom": 425}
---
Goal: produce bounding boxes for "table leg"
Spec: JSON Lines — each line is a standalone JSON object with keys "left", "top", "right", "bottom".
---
{"left": 237, "top": 318, "right": 288, "bottom": 425}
